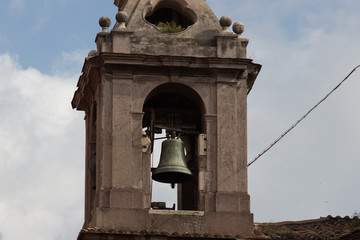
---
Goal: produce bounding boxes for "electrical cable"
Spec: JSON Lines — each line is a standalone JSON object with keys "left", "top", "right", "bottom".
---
{"left": 248, "top": 65, "right": 360, "bottom": 167}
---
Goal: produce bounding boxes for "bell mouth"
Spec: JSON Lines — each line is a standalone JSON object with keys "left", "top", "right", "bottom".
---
{"left": 152, "top": 168, "right": 193, "bottom": 184}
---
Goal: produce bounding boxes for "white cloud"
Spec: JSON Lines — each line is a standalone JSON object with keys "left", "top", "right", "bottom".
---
{"left": 0, "top": 53, "right": 84, "bottom": 240}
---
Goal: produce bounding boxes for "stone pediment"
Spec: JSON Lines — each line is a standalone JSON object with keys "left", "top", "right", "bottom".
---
{"left": 94, "top": 0, "right": 251, "bottom": 59}
{"left": 113, "top": 0, "right": 222, "bottom": 39}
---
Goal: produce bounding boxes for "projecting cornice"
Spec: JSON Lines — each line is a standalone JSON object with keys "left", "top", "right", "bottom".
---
{"left": 71, "top": 53, "right": 261, "bottom": 111}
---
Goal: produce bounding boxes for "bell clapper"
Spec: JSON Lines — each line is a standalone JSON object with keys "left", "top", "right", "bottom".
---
{"left": 171, "top": 183, "right": 175, "bottom": 189}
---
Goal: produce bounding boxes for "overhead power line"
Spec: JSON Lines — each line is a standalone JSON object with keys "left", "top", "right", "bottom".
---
{"left": 248, "top": 65, "right": 360, "bottom": 167}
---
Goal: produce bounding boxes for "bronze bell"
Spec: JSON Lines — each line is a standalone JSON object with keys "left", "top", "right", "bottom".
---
{"left": 152, "top": 133, "right": 192, "bottom": 184}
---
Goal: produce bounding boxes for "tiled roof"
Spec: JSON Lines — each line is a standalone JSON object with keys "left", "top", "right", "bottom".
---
{"left": 254, "top": 216, "right": 360, "bottom": 240}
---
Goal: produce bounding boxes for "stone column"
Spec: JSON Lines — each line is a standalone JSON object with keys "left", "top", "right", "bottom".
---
{"left": 110, "top": 76, "right": 134, "bottom": 208}
{"left": 216, "top": 81, "right": 238, "bottom": 192}
{"left": 97, "top": 73, "right": 113, "bottom": 209}
{"left": 235, "top": 75, "right": 251, "bottom": 213}
{"left": 236, "top": 75, "right": 249, "bottom": 194}
{"left": 200, "top": 114, "right": 217, "bottom": 212}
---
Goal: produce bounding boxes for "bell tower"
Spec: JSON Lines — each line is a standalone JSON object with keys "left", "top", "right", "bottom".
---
{"left": 72, "top": 0, "right": 261, "bottom": 239}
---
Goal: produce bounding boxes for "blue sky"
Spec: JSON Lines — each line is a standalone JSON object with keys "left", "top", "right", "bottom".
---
{"left": 0, "top": 0, "right": 115, "bottom": 74}
{"left": 1, "top": 0, "right": 360, "bottom": 240}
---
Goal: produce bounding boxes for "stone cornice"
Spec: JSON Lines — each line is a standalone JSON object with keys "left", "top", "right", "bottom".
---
{"left": 72, "top": 53, "right": 261, "bottom": 111}
{"left": 99, "top": 53, "right": 260, "bottom": 70}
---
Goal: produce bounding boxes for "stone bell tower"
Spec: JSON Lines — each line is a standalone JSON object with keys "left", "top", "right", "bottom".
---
{"left": 72, "top": 0, "right": 261, "bottom": 239}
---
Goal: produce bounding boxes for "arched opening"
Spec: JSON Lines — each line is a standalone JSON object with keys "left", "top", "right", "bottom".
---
{"left": 144, "top": 0, "right": 197, "bottom": 32}
{"left": 142, "top": 83, "right": 205, "bottom": 211}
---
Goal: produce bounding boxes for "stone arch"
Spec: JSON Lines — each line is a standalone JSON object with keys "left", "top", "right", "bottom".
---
{"left": 142, "top": 82, "right": 206, "bottom": 210}
{"left": 142, "top": 82, "right": 206, "bottom": 133}
{"left": 143, "top": 0, "right": 197, "bottom": 30}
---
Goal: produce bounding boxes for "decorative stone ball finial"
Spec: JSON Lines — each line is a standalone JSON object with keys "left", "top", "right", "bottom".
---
{"left": 115, "top": 11, "right": 129, "bottom": 29}
{"left": 233, "top": 22, "right": 245, "bottom": 36}
{"left": 99, "top": 16, "right": 111, "bottom": 33}
{"left": 220, "top": 16, "right": 232, "bottom": 31}
{"left": 87, "top": 50, "right": 98, "bottom": 58}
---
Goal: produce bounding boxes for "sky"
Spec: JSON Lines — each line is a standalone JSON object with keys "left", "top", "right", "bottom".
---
{"left": 0, "top": 0, "right": 360, "bottom": 239}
